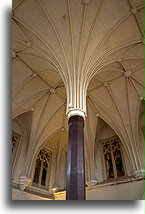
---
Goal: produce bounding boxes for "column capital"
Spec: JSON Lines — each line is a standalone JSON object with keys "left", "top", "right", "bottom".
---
{"left": 86, "top": 180, "right": 98, "bottom": 187}
{"left": 67, "top": 108, "right": 86, "bottom": 119}
{"left": 51, "top": 186, "right": 59, "bottom": 193}
{"left": 132, "top": 169, "right": 144, "bottom": 178}
{"left": 18, "top": 175, "right": 31, "bottom": 190}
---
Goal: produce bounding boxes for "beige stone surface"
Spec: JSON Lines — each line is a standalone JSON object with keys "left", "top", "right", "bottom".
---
{"left": 12, "top": 0, "right": 144, "bottom": 200}
{"left": 53, "top": 179, "right": 144, "bottom": 200}
{"left": 12, "top": 189, "right": 53, "bottom": 200}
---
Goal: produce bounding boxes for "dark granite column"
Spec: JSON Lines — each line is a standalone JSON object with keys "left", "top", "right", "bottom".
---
{"left": 66, "top": 115, "right": 86, "bottom": 200}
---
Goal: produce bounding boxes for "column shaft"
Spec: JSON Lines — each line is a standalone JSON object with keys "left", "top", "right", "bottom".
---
{"left": 66, "top": 116, "right": 86, "bottom": 200}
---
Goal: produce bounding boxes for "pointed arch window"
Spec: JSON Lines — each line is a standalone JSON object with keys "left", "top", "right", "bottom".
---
{"left": 33, "top": 148, "right": 51, "bottom": 189}
{"left": 101, "top": 136, "right": 125, "bottom": 180}
{"left": 12, "top": 131, "right": 20, "bottom": 165}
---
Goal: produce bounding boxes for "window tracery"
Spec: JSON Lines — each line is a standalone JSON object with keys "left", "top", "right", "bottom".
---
{"left": 102, "top": 136, "right": 125, "bottom": 180}
{"left": 12, "top": 131, "right": 20, "bottom": 164}
{"left": 33, "top": 148, "right": 52, "bottom": 189}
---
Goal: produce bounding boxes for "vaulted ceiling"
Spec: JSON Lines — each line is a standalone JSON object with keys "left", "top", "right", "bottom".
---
{"left": 12, "top": 0, "right": 144, "bottom": 172}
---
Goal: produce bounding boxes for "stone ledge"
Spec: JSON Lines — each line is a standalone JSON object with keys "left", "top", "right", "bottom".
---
{"left": 12, "top": 182, "right": 54, "bottom": 200}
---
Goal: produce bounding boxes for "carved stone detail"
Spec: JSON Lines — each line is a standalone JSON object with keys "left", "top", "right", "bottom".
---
{"left": 132, "top": 169, "right": 144, "bottom": 178}
{"left": 86, "top": 180, "right": 98, "bottom": 187}
{"left": 18, "top": 176, "right": 31, "bottom": 191}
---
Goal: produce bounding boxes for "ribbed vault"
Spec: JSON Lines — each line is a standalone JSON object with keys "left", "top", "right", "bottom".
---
{"left": 12, "top": 0, "right": 144, "bottom": 182}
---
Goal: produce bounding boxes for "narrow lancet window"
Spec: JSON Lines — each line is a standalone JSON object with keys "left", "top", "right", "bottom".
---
{"left": 102, "top": 136, "right": 125, "bottom": 180}
{"left": 33, "top": 148, "right": 51, "bottom": 188}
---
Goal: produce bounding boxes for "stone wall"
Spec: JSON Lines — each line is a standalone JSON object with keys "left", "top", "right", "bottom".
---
{"left": 54, "top": 179, "right": 143, "bottom": 200}
{"left": 12, "top": 188, "right": 53, "bottom": 200}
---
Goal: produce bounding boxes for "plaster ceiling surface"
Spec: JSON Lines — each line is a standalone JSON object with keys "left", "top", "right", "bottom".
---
{"left": 12, "top": 0, "right": 143, "bottom": 166}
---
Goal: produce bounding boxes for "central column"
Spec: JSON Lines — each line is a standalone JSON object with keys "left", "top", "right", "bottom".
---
{"left": 66, "top": 114, "right": 86, "bottom": 200}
